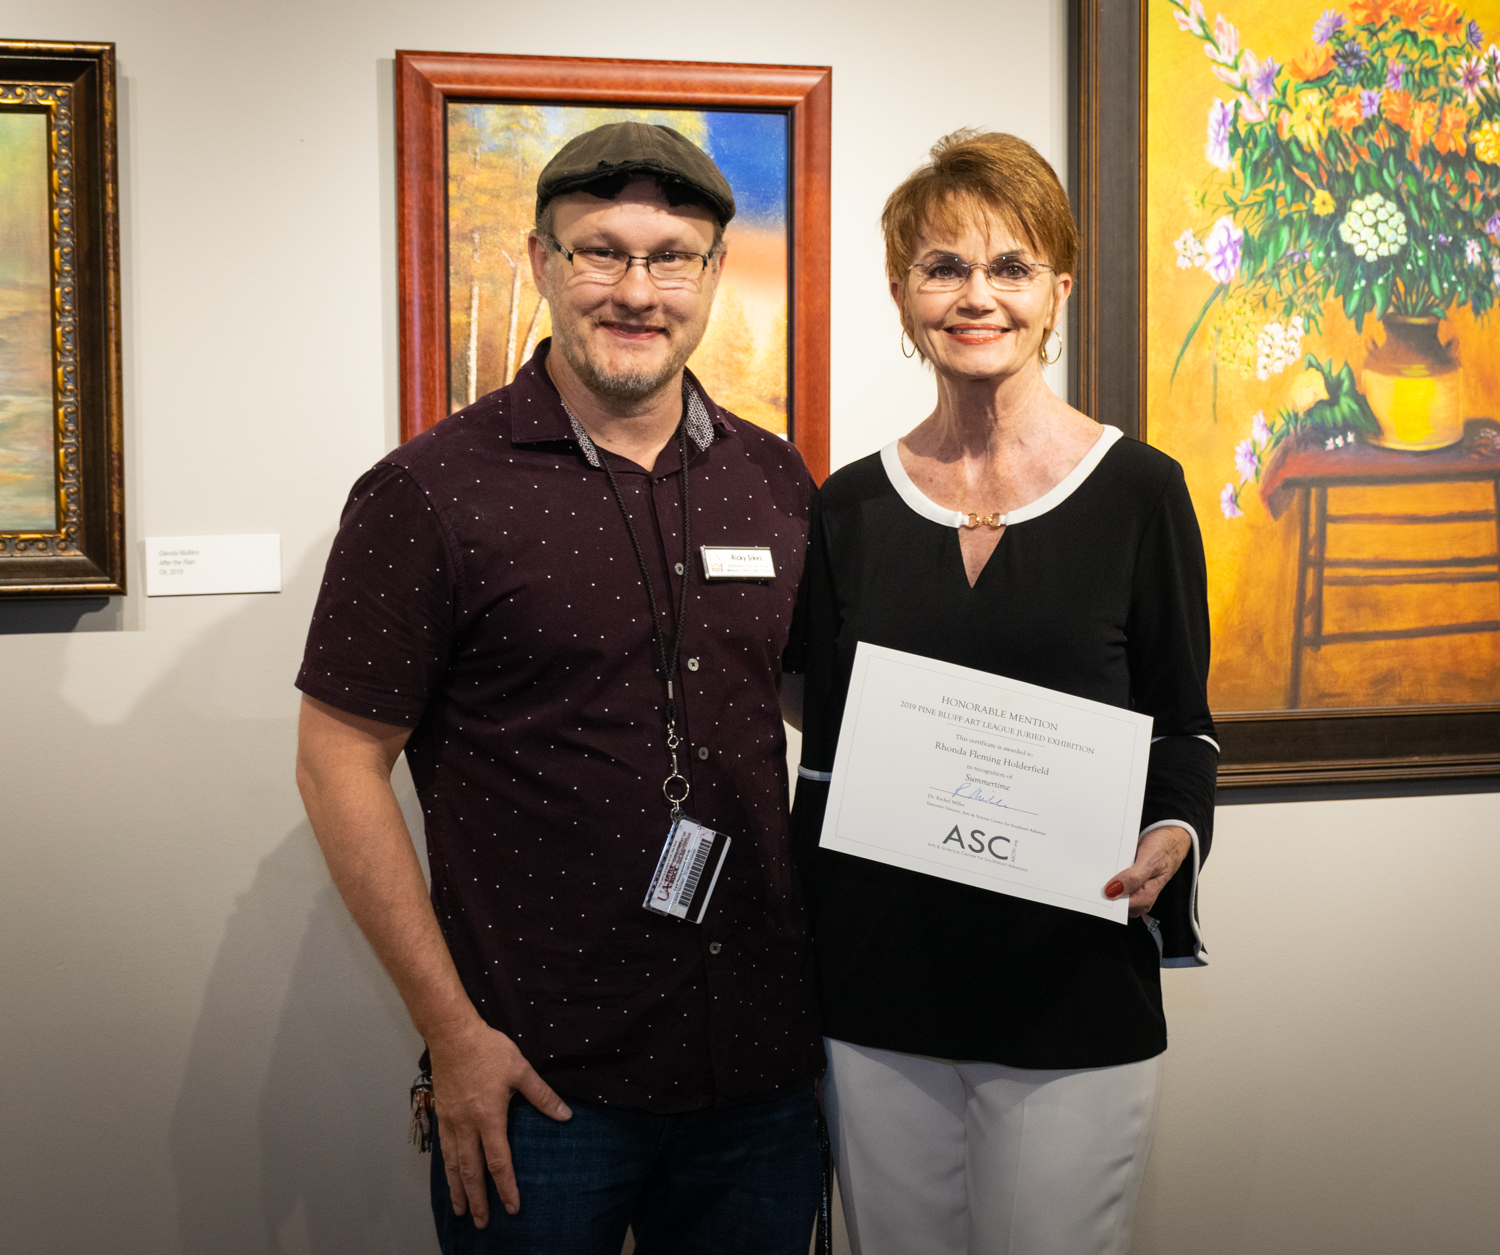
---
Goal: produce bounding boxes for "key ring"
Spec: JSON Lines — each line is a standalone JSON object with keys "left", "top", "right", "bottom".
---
{"left": 663, "top": 720, "right": 691, "bottom": 814}
{"left": 663, "top": 771, "right": 691, "bottom": 813}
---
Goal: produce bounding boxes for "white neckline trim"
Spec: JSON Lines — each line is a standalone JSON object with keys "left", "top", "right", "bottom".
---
{"left": 879, "top": 425, "right": 1122, "bottom": 530}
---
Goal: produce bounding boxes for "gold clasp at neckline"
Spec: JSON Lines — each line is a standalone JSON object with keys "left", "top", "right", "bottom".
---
{"left": 963, "top": 512, "right": 1005, "bottom": 529}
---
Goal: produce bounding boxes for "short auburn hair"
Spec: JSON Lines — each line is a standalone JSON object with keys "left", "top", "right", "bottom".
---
{"left": 882, "top": 129, "right": 1078, "bottom": 294}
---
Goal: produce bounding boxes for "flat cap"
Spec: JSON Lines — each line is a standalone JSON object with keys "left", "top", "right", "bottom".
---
{"left": 536, "top": 121, "right": 736, "bottom": 226}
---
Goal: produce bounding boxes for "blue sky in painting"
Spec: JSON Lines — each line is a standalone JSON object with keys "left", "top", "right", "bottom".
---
{"left": 702, "top": 112, "right": 787, "bottom": 226}
{"left": 531, "top": 105, "right": 787, "bottom": 228}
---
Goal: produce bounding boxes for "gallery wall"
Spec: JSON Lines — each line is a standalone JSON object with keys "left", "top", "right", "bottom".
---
{"left": 1, "top": 1, "right": 1497, "bottom": 1252}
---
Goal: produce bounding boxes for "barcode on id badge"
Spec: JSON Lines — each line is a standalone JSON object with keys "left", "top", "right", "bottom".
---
{"left": 675, "top": 836, "right": 714, "bottom": 912}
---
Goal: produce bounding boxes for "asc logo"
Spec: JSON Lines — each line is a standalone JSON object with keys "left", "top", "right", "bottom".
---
{"left": 942, "top": 825, "right": 1011, "bottom": 862}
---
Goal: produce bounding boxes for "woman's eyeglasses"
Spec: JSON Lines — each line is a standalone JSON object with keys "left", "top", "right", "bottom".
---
{"left": 909, "top": 255, "right": 1055, "bottom": 292}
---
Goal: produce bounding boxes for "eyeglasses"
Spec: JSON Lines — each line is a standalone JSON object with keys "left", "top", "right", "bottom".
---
{"left": 909, "top": 254, "right": 1055, "bottom": 293}
{"left": 548, "top": 236, "right": 715, "bottom": 288}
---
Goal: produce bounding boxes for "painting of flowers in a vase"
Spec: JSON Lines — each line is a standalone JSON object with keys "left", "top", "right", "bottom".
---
{"left": 1149, "top": 0, "right": 1500, "bottom": 711}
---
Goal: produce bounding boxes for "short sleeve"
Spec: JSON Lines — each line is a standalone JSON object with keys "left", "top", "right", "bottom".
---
{"left": 295, "top": 463, "right": 458, "bottom": 726}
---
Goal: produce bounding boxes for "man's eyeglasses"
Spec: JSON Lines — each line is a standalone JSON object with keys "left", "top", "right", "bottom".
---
{"left": 909, "top": 254, "right": 1055, "bottom": 293}
{"left": 548, "top": 236, "right": 715, "bottom": 287}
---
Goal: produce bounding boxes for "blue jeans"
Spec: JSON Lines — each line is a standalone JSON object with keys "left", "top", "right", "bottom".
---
{"left": 430, "top": 1084, "right": 819, "bottom": 1255}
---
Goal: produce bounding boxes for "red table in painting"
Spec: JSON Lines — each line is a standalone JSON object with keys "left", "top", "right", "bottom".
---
{"left": 1259, "top": 427, "right": 1500, "bottom": 709}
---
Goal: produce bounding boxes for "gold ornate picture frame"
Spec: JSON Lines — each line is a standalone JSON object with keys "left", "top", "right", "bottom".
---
{"left": 0, "top": 40, "right": 124, "bottom": 597}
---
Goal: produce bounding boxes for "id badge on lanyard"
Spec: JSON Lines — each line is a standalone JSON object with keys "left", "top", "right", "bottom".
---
{"left": 643, "top": 815, "right": 731, "bottom": 923}
{"left": 585, "top": 401, "right": 734, "bottom": 927}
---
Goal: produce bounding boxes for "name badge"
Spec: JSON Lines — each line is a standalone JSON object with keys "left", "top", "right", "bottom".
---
{"left": 700, "top": 546, "right": 775, "bottom": 581}
{"left": 643, "top": 816, "right": 731, "bottom": 924}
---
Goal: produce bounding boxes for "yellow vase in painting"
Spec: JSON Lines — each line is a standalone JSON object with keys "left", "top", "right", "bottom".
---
{"left": 1361, "top": 316, "right": 1463, "bottom": 451}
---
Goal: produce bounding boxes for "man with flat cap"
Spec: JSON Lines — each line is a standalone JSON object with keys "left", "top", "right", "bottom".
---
{"left": 295, "top": 122, "right": 823, "bottom": 1253}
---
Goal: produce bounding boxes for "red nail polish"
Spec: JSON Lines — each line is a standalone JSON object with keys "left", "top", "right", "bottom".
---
{"left": 1105, "top": 880, "right": 1124, "bottom": 899}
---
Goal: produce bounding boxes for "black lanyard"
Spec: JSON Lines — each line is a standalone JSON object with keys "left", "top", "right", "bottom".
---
{"left": 596, "top": 417, "right": 694, "bottom": 818}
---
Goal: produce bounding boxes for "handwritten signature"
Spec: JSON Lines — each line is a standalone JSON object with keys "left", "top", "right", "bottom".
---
{"left": 954, "top": 781, "right": 1010, "bottom": 807}
{"left": 941, "top": 781, "right": 1038, "bottom": 815}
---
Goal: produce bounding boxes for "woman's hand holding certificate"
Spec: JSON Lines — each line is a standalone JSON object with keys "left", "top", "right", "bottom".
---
{"left": 818, "top": 642, "right": 1155, "bottom": 924}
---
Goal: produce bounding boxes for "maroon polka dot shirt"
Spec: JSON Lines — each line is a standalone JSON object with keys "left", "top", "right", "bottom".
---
{"left": 297, "top": 343, "right": 823, "bottom": 1111}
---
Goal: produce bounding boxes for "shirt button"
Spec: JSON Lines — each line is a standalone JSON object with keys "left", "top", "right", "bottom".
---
{"left": 687, "top": 657, "right": 700, "bottom": 671}
{"left": 709, "top": 942, "right": 722, "bottom": 955}
{"left": 697, "top": 746, "right": 709, "bottom": 760}
{"left": 675, "top": 562, "right": 685, "bottom": 575}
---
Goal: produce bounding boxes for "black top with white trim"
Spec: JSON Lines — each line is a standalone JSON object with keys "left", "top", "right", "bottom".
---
{"left": 791, "top": 429, "right": 1217, "bottom": 1069}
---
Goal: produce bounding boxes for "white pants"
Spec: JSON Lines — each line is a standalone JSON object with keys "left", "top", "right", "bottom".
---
{"left": 823, "top": 1038, "right": 1161, "bottom": 1255}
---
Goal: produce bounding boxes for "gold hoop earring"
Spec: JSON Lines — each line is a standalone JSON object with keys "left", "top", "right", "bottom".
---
{"left": 901, "top": 329, "right": 918, "bottom": 359}
{"left": 1039, "top": 330, "right": 1062, "bottom": 366}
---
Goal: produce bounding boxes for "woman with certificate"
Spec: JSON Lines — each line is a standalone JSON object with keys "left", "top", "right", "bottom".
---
{"left": 791, "top": 130, "right": 1217, "bottom": 1255}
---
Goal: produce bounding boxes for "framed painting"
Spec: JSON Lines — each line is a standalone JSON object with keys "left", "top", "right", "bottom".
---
{"left": 1075, "top": 0, "right": 1500, "bottom": 785}
{"left": 395, "top": 51, "right": 832, "bottom": 481}
{"left": 0, "top": 40, "right": 124, "bottom": 597}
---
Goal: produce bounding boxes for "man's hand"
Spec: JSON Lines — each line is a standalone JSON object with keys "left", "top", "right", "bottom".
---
{"left": 1104, "top": 825, "right": 1192, "bottom": 919}
{"left": 428, "top": 1016, "right": 572, "bottom": 1227}
{"left": 295, "top": 693, "right": 572, "bottom": 1224}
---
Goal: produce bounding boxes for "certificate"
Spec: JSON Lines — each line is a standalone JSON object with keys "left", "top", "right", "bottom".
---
{"left": 819, "top": 643, "right": 1153, "bottom": 924}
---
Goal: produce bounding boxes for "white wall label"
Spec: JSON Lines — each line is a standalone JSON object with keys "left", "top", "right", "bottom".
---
{"left": 144, "top": 534, "right": 282, "bottom": 596}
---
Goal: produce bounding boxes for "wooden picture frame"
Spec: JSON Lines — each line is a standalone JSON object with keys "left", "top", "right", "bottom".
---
{"left": 395, "top": 51, "right": 832, "bottom": 482}
{"left": 1071, "top": 0, "right": 1500, "bottom": 787}
{"left": 0, "top": 40, "right": 124, "bottom": 597}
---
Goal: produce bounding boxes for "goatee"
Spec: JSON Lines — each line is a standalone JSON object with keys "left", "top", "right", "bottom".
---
{"left": 554, "top": 327, "right": 695, "bottom": 404}
{"left": 570, "top": 356, "right": 677, "bottom": 402}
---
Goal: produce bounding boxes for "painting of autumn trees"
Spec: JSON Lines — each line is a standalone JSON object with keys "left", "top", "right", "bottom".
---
{"left": 446, "top": 104, "right": 791, "bottom": 435}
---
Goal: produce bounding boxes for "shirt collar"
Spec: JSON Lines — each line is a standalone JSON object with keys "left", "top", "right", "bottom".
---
{"left": 509, "top": 339, "right": 731, "bottom": 468}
